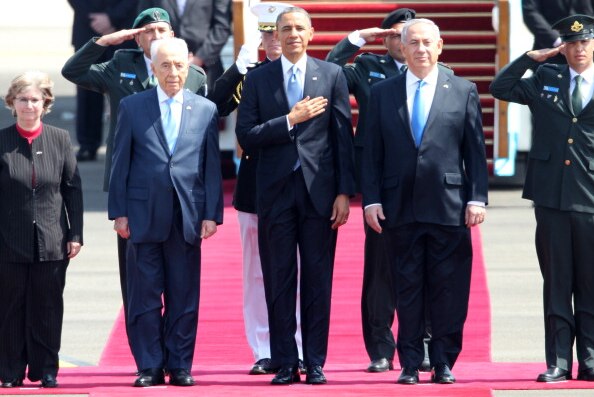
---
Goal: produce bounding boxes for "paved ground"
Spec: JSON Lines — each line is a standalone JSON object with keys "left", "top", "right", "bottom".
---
{"left": 1, "top": 2, "right": 593, "bottom": 396}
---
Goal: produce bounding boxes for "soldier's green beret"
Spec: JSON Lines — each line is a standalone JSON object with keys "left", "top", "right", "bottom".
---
{"left": 132, "top": 7, "right": 171, "bottom": 29}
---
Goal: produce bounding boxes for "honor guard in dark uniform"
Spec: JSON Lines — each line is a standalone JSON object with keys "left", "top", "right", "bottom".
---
{"left": 490, "top": 14, "right": 594, "bottom": 383}
{"left": 61, "top": 7, "right": 206, "bottom": 343}
{"left": 208, "top": 2, "right": 305, "bottom": 376}
{"left": 327, "top": 8, "right": 446, "bottom": 374}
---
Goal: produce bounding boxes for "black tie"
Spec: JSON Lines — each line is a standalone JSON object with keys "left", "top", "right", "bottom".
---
{"left": 572, "top": 75, "right": 583, "bottom": 115}
{"left": 400, "top": 64, "right": 408, "bottom": 74}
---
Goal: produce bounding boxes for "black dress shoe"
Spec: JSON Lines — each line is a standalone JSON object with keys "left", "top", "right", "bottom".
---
{"left": 397, "top": 367, "right": 419, "bottom": 384}
{"left": 431, "top": 364, "right": 456, "bottom": 384}
{"left": 537, "top": 366, "right": 571, "bottom": 382}
{"left": 305, "top": 365, "right": 327, "bottom": 385}
{"left": 169, "top": 368, "right": 194, "bottom": 386}
{"left": 367, "top": 358, "right": 394, "bottom": 373}
{"left": 271, "top": 365, "right": 300, "bottom": 385}
{"left": 249, "top": 358, "right": 274, "bottom": 375}
{"left": 76, "top": 149, "right": 97, "bottom": 162}
{"left": 134, "top": 368, "right": 165, "bottom": 387}
{"left": 577, "top": 368, "right": 594, "bottom": 381}
{"left": 41, "top": 374, "right": 58, "bottom": 388}
{"left": 298, "top": 359, "right": 307, "bottom": 374}
{"left": 1, "top": 378, "right": 23, "bottom": 388}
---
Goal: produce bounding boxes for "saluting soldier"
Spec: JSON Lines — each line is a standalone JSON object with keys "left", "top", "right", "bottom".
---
{"left": 490, "top": 14, "right": 594, "bottom": 383}
{"left": 208, "top": 2, "right": 305, "bottom": 376}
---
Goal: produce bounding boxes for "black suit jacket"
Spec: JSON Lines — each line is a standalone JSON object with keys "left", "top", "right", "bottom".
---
{"left": 362, "top": 71, "right": 488, "bottom": 228}
{"left": 68, "top": 0, "right": 138, "bottom": 50}
{"left": 137, "top": 0, "right": 232, "bottom": 67}
{"left": 61, "top": 39, "right": 207, "bottom": 191}
{"left": 236, "top": 56, "right": 356, "bottom": 218}
{"left": 0, "top": 124, "right": 83, "bottom": 263}
{"left": 523, "top": 0, "right": 594, "bottom": 63}
{"left": 490, "top": 54, "right": 594, "bottom": 213}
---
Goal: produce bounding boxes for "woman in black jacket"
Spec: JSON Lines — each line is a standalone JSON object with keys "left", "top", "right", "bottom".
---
{"left": 0, "top": 71, "right": 83, "bottom": 388}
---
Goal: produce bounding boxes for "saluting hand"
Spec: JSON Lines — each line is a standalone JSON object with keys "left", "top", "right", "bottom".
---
{"left": 358, "top": 27, "right": 399, "bottom": 43}
{"left": 96, "top": 28, "right": 145, "bottom": 47}
{"left": 527, "top": 45, "right": 564, "bottom": 63}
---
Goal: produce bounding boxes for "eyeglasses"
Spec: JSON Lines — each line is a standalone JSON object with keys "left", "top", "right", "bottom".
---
{"left": 15, "top": 97, "right": 43, "bottom": 106}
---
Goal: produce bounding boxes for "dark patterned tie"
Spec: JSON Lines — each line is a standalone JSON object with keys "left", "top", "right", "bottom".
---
{"left": 572, "top": 75, "right": 583, "bottom": 115}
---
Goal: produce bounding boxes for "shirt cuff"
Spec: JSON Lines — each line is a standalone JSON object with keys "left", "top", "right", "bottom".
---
{"left": 364, "top": 203, "right": 382, "bottom": 210}
{"left": 467, "top": 201, "right": 486, "bottom": 207}
{"left": 348, "top": 30, "right": 367, "bottom": 47}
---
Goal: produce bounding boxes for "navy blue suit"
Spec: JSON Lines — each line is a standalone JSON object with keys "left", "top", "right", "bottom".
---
{"left": 108, "top": 88, "right": 223, "bottom": 371}
{"left": 362, "top": 70, "right": 488, "bottom": 369}
{"left": 236, "top": 56, "right": 355, "bottom": 368}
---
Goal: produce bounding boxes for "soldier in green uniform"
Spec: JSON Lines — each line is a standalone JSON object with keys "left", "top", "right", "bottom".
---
{"left": 490, "top": 14, "right": 594, "bottom": 383}
{"left": 61, "top": 7, "right": 206, "bottom": 342}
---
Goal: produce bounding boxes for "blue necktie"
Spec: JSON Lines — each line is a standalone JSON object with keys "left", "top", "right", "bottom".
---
{"left": 287, "top": 65, "right": 302, "bottom": 109}
{"left": 163, "top": 97, "right": 178, "bottom": 153}
{"left": 411, "top": 80, "right": 426, "bottom": 147}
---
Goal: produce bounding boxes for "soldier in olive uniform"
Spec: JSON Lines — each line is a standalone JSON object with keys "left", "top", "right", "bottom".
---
{"left": 61, "top": 7, "right": 206, "bottom": 341}
{"left": 490, "top": 14, "right": 594, "bottom": 383}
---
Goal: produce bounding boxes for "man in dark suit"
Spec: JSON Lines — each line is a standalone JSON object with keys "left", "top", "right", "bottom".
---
{"left": 137, "top": 0, "right": 232, "bottom": 90}
{"left": 208, "top": 2, "right": 306, "bottom": 376}
{"left": 108, "top": 37, "right": 223, "bottom": 387}
{"left": 522, "top": 0, "right": 594, "bottom": 64}
{"left": 362, "top": 18, "right": 488, "bottom": 385}
{"left": 490, "top": 14, "right": 594, "bottom": 383}
{"left": 62, "top": 7, "right": 206, "bottom": 341}
{"left": 67, "top": 0, "right": 139, "bottom": 161}
{"left": 236, "top": 6, "right": 355, "bottom": 385}
{"left": 325, "top": 7, "right": 416, "bottom": 373}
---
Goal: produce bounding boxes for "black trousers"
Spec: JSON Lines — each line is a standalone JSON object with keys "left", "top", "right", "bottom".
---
{"left": 361, "top": 221, "right": 396, "bottom": 361}
{"left": 0, "top": 260, "right": 68, "bottom": 382}
{"left": 75, "top": 86, "right": 104, "bottom": 153}
{"left": 535, "top": 206, "right": 594, "bottom": 372}
{"left": 259, "top": 169, "right": 337, "bottom": 368}
{"left": 383, "top": 222, "right": 472, "bottom": 369}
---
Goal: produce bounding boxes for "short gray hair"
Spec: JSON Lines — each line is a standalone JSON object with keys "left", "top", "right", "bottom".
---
{"left": 401, "top": 18, "right": 441, "bottom": 44}
{"left": 150, "top": 37, "right": 189, "bottom": 61}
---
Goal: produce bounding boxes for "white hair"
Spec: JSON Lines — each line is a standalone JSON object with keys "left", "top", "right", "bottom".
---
{"left": 401, "top": 18, "right": 441, "bottom": 44}
{"left": 150, "top": 37, "right": 189, "bottom": 61}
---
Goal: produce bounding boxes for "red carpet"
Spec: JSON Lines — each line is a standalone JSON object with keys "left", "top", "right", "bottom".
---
{"left": 2, "top": 201, "right": 594, "bottom": 396}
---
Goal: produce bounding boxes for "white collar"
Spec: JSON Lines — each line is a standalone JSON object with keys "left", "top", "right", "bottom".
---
{"left": 281, "top": 54, "right": 308, "bottom": 76}
{"left": 569, "top": 64, "right": 594, "bottom": 84}
{"left": 156, "top": 85, "right": 184, "bottom": 104}
{"left": 406, "top": 65, "right": 439, "bottom": 87}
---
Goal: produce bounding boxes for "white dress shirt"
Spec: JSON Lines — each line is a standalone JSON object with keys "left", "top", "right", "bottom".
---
{"left": 281, "top": 54, "right": 307, "bottom": 129}
{"left": 406, "top": 66, "right": 439, "bottom": 132}
{"left": 157, "top": 86, "right": 183, "bottom": 139}
{"left": 569, "top": 64, "right": 594, "bottom": 108}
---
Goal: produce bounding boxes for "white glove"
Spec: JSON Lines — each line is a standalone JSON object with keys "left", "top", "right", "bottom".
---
{"left": 236, "top": 32, "right": 262, "bottom": 74}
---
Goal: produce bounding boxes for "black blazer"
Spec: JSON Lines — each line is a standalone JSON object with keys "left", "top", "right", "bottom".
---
{"left": 68, "top": 0, "right": 138, "bottom": 50}
{"left": 137, "top": 0, "right": 232, "bottom": 67}
{"left": 522, "top": 0, "right": 594, "bottom": 63}
{"left": 0, "top": 124, "right": 83, "bottom": 263}
{"left": 236, "top": 56, "right": 355, "bottom": 218}
{"left": 362, "top": 71, "right": 488, "bottom": 228}
{"left": 490, "top": 54, "right": 594, "bottom": 213}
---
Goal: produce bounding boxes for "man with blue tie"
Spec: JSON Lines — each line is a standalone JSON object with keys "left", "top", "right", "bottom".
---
{"left": 108, "top": 37, "right": 223, "bottom": 387}
{"left": 236, "top": 6, "right": 355, "bottom": 385}
{"left": 362, "top": 18, "right": 488, "bottom": 385}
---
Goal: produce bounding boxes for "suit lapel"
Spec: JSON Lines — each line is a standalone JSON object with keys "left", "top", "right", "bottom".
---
{"left": 380, "top": 53, "right": 400, "bottom": 78}
{"left": 267, "top": 60, "right": 289, "bottom": 111}
{"left": 423, "top": 71, "right": 451, "bottom": 137}
{"left": 303, "top": 57, "right": 321, "bottom": 100}
{"left": 147, "top": 89, "right": 171, "bottom": 155}
{"left": 559, "top": 66, "right": 575, "bottom": 115}
{"left": 393, "top": 75, "right": 414, "bottom": 146}
{"left": 173, "top": 91, "right": 194, "bottom": 156}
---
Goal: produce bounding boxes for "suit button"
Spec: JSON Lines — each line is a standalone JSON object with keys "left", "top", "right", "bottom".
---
{"left": 245, "top": 155, "right": 250, "bottom": 159}
{"left": 565, "top": 160, "right": 571, "bottom": 165}
{"left": 568, "top": 138, "right": 574, "bottom": 144}
{"left": 573, "top": 117, "right": 578, "bottom": 123}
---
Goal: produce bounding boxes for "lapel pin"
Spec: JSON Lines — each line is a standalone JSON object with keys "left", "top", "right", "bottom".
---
{"left": 36, "top": 151, "right": 42, "bottom": 155}
{"left": 443, "top": 84, "right": 449, "bottom": 88}
{"left": 312, "top": 76, "right": 318, "bottom": 81}
{"left": 186, "top": 106, "right": 192, "bottom": 110}
{"left": 554, "top": 96, "right": 558, "bottom": 102}
{"left": 558, "top": 74, "right": 563, "bottom": 78}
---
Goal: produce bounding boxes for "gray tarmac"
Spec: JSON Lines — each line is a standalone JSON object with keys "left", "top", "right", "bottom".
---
{"left": 1, "top": 2, "right": 592, "bottom": 396}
